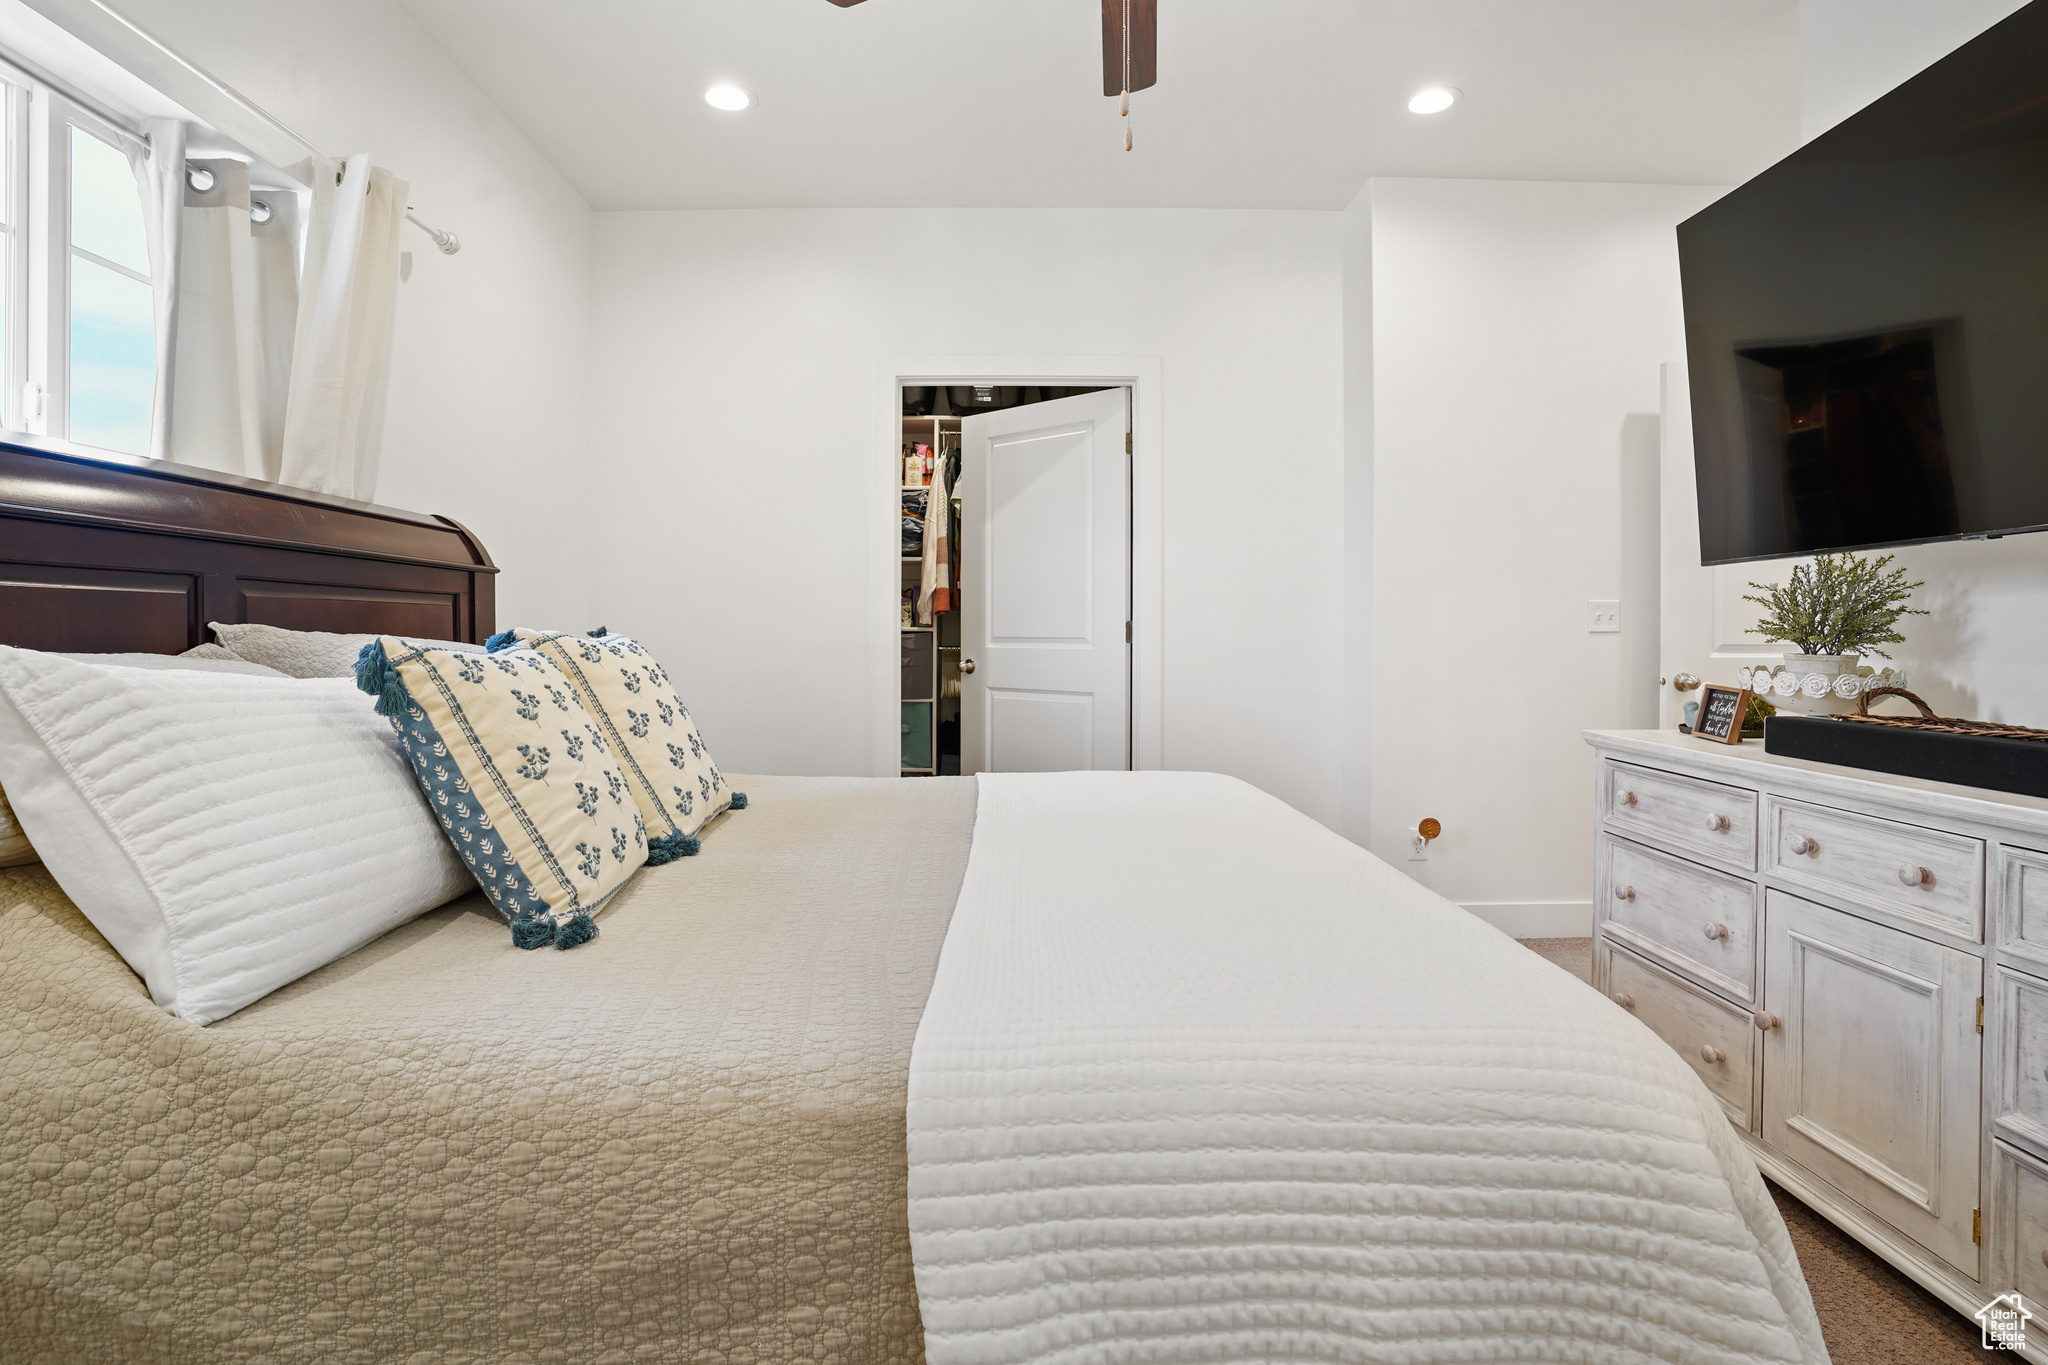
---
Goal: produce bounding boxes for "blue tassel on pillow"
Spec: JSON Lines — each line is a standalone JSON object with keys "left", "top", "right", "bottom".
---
{"left": 510, "top": 919, "right": 555, "bottom": 950}
{"left": 554, "top": 913, "right": 598, "bottom": 949}
{"left": 729, "top": 792, "right": 748, "bottom": 811}
{"left": 646, "top": 832, "right": 700, "bottom": 863}
{"left": 484, "top": 630, "right": 520, "bottom": 654}
{"left": 587, "top": 626, "right": 608, "bottom": 638}
{"left": 353, "top": 639, "right": 412, "bottom": 719}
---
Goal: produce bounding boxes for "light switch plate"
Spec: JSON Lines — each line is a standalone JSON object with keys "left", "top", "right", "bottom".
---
{"left": 1588, "top": 600, "right": 1621, "bottom": 632}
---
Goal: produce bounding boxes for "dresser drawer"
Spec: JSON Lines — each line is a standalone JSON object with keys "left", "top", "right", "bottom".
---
{"left": 1599, "top": 834, "right": 1758, "bottom": 1004}
{"left": 1996, "top": 967, "right": 2048, "bottom": 1161}
{"left": 1603, "top": 759, "right": 1758, "bottom": 871}
{"left": 1766, "top": 796, "right": 1984, "bottom": 941}
{"left": 1990, "top": 1140, "right": 2048, "bottom": 1322}
{"left": 1599, "top": 938, "right": 1756, "bottom": 1130}
{"left": 1998, "top": 847, "right": 2048, "bottom": 978}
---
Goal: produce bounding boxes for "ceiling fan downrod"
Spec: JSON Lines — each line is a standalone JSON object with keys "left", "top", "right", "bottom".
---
{"left": 829, "top": 0, "right": 1154, "bottom": 152}
{"left": 1122, "top": 0, "right": 1133, "bottom": 150}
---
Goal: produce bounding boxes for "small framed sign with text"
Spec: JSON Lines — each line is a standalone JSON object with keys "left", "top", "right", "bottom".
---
{"left": 1693, "top": 682, "right": 1753, "bottom": 745}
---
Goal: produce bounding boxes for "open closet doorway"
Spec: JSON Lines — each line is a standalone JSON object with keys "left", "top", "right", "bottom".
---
{"left": 899, "top": 383, "right": 1132, "bottom": 776}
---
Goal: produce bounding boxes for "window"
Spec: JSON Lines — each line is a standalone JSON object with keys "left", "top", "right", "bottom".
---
{"left": 0, "top": 58, "right": 157, "bottom": 457}
{"left": 65, "top": 121, "right": 153, "bottom": 453}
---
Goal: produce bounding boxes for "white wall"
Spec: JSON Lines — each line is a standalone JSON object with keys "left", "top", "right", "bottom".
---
{"left": 588, "top": 209, "right": 1345, "bottom": 811}
{"left": 1799, "top": 0, "right": 2030, "bottom": 140}
{"left": 1339, "top": 187, "right": 1375, "bottom": 849}
{"left": 1358, "top": 178, "right": 1724, "bottom": 934}
{"left": 106, "top": 0, "right": 598, "bottom": 632}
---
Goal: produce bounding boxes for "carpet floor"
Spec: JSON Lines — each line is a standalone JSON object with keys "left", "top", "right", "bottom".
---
{"left": 1516, "top": 936, "right": 1987, "bottom": 1364}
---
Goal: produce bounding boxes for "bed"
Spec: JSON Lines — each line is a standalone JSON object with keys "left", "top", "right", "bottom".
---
{"left": 0, "top": 441, "right": 1829, "bottom": 1364}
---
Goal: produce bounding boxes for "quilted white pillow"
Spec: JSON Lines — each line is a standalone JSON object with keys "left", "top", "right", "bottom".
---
{"left": 57, "top": 648, "right": 286, "bottom": 678}
{"left": 0, "top": 647, "right": 475, "bottom": 1024}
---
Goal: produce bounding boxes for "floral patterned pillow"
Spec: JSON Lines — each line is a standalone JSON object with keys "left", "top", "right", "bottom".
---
{"left": 356, "top": 636, "right": 646, "bottom": 949}
{"left": 487, "top": 629, "right": 744, "bottom": 862}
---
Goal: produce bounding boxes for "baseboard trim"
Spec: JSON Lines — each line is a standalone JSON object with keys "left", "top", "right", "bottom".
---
{"left": 1462, "top": 900, "right": 1593, "bottom": 937}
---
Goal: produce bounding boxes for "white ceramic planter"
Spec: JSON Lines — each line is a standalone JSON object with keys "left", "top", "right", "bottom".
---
{"left": 1763, "top": 654, "right": 1881, "bottom": 714}
{"left": 1782, "top": 652, "right": 1859, "bottom": 674}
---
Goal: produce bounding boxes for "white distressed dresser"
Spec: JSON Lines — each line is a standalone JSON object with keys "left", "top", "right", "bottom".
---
{"left": 1587, "top": 728, "right": 2048, "bottom": 1354}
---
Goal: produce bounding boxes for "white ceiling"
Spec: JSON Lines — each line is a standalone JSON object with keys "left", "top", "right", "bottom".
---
{"left": 392, "top": 0, "right": 1801, "bottom": 211}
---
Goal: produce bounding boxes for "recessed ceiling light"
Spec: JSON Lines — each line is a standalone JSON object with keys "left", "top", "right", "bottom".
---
{"left": 1407, "top": 86, "right": 1460, "bottom": 114}
{"left": 704, "top": 83, "right": 755, "bottom": 112}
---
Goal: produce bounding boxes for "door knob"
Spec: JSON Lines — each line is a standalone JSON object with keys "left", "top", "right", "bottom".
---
{"left": 960, "top": 659, "right": 975, "bottom": 675}
{"left": 1753, "top": 1010, "right": 1780, "bottom": 1031}
{"left": 1673, "top": 673, "right": 1702, "bottom": 691}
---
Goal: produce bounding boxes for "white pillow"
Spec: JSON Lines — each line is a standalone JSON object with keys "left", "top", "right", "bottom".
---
{"left": 57, "top": 648, "right": 286, "bottom": 678}
{"left": 210, "top": 621, "right": 481, "bottom": 679}
{"left": 0, "top": 647, "right": 475, "bottom": 1024}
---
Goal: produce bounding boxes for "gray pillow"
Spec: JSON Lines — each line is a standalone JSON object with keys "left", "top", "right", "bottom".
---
{"left": 57, "top": 648, "right": 287, "bottom": 678}
{"left": 208, "top": 621, "right": 482, "bottom": 679}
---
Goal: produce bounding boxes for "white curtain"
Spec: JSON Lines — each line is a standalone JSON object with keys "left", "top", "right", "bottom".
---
{"left": 249, "top": 191, "right": 299, "bottom": 469}
{"left": 278, "top": 154, "right": 406, "bottom": 501}
{"left": 125, "top": 118, "right": 186, "bottom": 463}
{"left": 170, "top": 159, "right": 278, "bottom": 479}
{"left": 130, "top": 141, "right": 405, "bottom": 499}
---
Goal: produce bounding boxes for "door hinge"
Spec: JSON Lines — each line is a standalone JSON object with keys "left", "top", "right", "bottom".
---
{"left": 1125, "top": 432, "right": 1132, "bottom": 454}
{"left": 1979, "top": 997, "right": 1985, "bottom": 1033}
{"left": 1975, "top": 1207, "right": 1982, "bottom": 1244}
{"left": 1124, "top": 620, "right": 1131, "bottom": 643}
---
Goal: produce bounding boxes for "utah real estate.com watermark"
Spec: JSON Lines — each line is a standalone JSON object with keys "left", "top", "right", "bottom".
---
{"left": 1979, "top": 1292, "right": 2033, "bottom": 1352}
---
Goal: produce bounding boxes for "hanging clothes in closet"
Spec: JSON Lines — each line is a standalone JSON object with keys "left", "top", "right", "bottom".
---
{"left": 917, "top": 459, "right": 951, "bottom": 624}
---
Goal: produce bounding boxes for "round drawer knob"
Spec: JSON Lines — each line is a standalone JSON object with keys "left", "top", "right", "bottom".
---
{"left": 1613, "top": 992, "right": 1635, "bottom": 1009}
{"left": 1753, "top": 1010, "right": 1781, "bottom": 1031}
{"left": 1620, "top": 790, "right": 1639, "bottom": 808}
{"left": 1898, "top": 863, "right": 1931, "bottom": 888}
{"left": 1790, "top": 836, "right": 1817, "bottom": 856}
{"left": 1614, "top": 884, "right": 1636, "bottom": 902}
{"left": 1705, "top": 813, "right": 1730, "bottom": 833}
{"left": 1700, "top": 1045, "right": 1726, "bottom": 1064}
{"left": 1703, "top": 922, "right": 1729, "bottom": 941}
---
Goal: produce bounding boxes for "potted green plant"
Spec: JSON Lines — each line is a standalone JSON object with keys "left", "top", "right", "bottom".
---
{"left": 1745, "top": 550, "right": 1928, "bottom": 675}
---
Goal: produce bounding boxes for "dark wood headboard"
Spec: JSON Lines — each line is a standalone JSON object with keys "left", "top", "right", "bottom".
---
{"left": 0, "top": 439, "right": 496, "bottom": 653}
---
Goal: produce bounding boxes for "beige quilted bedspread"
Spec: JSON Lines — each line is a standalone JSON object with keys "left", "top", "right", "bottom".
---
{"left": 0, "top": 774, "right": 976, "bottom": 1364}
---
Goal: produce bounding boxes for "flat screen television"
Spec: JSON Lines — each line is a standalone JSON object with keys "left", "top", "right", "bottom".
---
{"left": 1677, "top": 1, "right": 2048, "bottom": 565}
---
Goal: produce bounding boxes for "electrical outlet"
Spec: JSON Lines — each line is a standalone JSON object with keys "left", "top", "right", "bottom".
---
{"left": 1588, "top": 600, "right": 1621, "bottom": 632}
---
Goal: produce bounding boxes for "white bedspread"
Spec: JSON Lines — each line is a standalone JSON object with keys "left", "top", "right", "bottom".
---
{"left": 906, "top": 772, "right": 1828, "bottom": 1365}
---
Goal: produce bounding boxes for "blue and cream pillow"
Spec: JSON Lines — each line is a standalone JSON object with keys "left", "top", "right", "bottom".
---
{"left": 487, "top": 628, "right": 743, "bottom": 862}
{"left": 356, "top": 636, "right": 647, "bottom": 949}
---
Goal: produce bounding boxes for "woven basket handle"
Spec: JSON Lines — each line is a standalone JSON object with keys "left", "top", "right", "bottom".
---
{"left": 1858, "top": 686, "right": 1939, "bottom": 720}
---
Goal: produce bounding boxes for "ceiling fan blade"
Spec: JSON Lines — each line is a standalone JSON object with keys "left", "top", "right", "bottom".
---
{"left": 1101, "top": 0, "right": 1157, "bottom": 96}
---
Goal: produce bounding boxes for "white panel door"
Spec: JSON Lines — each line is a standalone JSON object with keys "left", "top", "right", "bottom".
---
{"left": 1659, "top": 362, "right": 1796, "bottom": 729}
{"left": 1761, "top": 889, "right": 1983, "bottom": 1277}
{"left": 960, "top": 388, "right": 1130, "bottom": 775}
